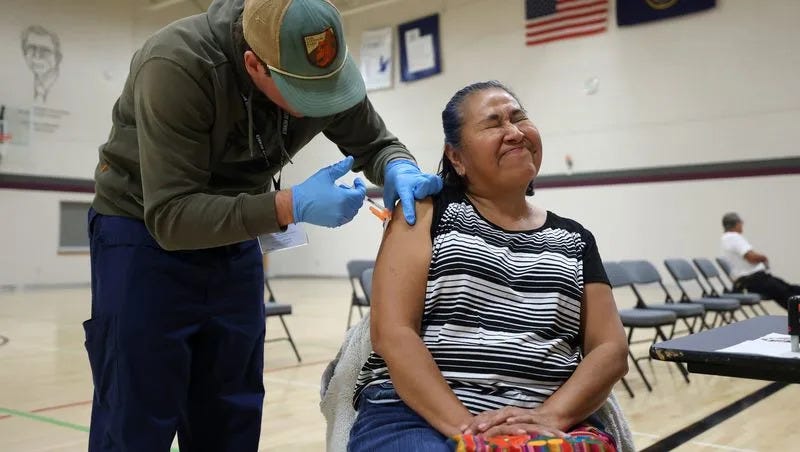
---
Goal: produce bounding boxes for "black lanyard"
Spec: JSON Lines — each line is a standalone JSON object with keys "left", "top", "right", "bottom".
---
{"left": 240, "top": 93, "right": 290, "bottom": 191}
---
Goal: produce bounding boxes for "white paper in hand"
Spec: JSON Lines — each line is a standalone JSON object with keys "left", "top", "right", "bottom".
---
{"left": 257, "top": 223, "right": 308, "bottom": 253}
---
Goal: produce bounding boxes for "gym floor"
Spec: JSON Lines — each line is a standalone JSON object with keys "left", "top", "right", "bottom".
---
{"left": 0, "top": 279, "right": 796, "bottom": 451}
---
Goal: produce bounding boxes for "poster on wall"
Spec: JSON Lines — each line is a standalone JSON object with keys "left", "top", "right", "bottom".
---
{"left": 21, "top": 25, "right": 62, "bottom": 104}
{"left": 398, "top": 14, "right": 441, "bottom": 83}
{"left": 359, "top": 27, "right": 393, "bottom": 91}
{"left": 0, "top": 104, "right": 32, "bottom": 146}
{"left": 16, "top": 24, "right": 71, "bottom": 137}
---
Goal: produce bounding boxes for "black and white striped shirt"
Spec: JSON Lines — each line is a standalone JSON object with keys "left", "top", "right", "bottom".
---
{"left": 353, "top": 189, "right": 609, "bottom": 414}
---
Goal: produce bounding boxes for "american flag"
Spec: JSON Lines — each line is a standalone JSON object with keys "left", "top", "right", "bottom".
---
{"left": 525, "top": 0, "right": 609, "bottom": 47}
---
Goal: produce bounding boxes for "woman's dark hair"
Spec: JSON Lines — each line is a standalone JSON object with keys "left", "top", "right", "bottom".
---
{"left": 438, "top": 80, "right": 534, "bottom": 196}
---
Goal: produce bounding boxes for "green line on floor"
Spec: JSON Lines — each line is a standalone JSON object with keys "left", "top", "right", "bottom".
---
{"left": 0, "top": 407, "right": 179, "bottom": 452}
{"left": 0, "top": 406, "right": 89, "bottom": 432}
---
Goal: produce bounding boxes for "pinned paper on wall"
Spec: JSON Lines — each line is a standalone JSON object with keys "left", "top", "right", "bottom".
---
{"left": 398, "top": 14, "right": 441, "bottom": 82}
{"left": 0, "top": 104, "right": 32, "bottom": 146}
{"left": 358, "top": 27, "right": 393, "bottom": 91}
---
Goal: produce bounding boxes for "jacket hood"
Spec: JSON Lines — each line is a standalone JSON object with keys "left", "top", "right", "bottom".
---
{"left": 207, "top": 0, "right": 251, "bottom": 92}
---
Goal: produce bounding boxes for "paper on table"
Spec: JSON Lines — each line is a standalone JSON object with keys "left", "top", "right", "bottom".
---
{"left": 716, "top": 333, "right": 800, "bottom": 359}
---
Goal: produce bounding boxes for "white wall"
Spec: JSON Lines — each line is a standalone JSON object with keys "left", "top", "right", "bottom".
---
{"left": 267, "top": 0, "right": 800, "bottom": 281}
{"left": 1, "top": 0, "right": 798, "bottom": 286}
{"left": 0, "top": 189, "right": 94, "bottom": 287}
{"left": 0, "top": 0, "right": 206, "bottom": 287}
{"left": 0, "top": 0, "right": 207, "bottom": 179}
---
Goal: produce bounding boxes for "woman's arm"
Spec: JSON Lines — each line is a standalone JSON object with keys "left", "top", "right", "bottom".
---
{"left": 526, "top": 282, "right": 629, "bottom": 430}
{"left": 370, "top": 199, "right": 473, "bottom": 437}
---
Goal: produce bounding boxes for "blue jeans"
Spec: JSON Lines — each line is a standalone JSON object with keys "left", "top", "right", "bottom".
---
{"left": 348, "top": 383, "right": 452, "bottom": 452}
{"left": 85, "top": 209, "right": 265, "bottom": 451}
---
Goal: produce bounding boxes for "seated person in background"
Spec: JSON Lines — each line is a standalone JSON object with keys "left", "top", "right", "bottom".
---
{"left": 720, "top": 212, "right": 800, "bottom": 310}
{"left": 347, "top": 81, "right": 629, "bottom": 452}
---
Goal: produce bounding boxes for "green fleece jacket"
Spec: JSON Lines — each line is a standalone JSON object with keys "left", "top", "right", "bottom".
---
{"left": 92, "top": 0, "right": 413, "bottom": 250}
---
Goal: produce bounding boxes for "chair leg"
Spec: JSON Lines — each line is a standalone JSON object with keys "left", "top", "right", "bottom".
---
{"left": 621, "top": 377, "right": 634, "bottom": 398}
{"left": 759, "top": 302, "right": 770, "bottom": 315}
{"left": 627, "top": 328, "right": 653, "bottom": 392}
{"left": 680, "top": 318, "right": 692, "bottom": 335}
{"left": 358, "top": 305, "right": 364, "bottom": 318}
{"left": 629, "top": 351, "right": 653, "bottom": 392}
{"left": 347, "top": 305, "right": 354, "bottom": 330}
{"left": 749, "top": 305, "right": 760, "bottom": 317}
{"left": 730, "top": 310, "right": 739, "bottom": 323}
{"left": 693, "top": 315, "right": 708, "bottom": 332}
{"left": 739, "top": 307, "right": 750, "bottom": 319}
{"left": 279, "top": 315, "right": 302, "bottom": 363}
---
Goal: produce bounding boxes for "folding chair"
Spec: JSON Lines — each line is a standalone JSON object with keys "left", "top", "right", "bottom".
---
{"left": 693, "top": 257, "right": 768, "bottom": 316}
{"left": 716, "top": 256, "right": 773, "bottom": 308}
{"left": 663, "top": 258, "right": 741, "bottom": 328}
{"left": 619, "top": 260, "right": 707, "bottom": 335}
{"left": 715, "top": 257, "right": 734, "bottom": 283}
{"left": 604, "top": 262, "right": 688, "bottom": 397}
{"left": 360, "top": 268, "right": 374, "bottom": 303}
{"left": 264, "top": 276, "right": 301, "bottom": 363}
{"left": 346, "top": 260, "right": 375, "bottom": 330}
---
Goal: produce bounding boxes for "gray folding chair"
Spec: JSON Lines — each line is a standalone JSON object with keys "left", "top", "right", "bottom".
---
{"left": 346, "top": 260, "right": 375, "bottom": 329}
{"left": 716, "top": 256, "right": 773, "bottom": 307}
{"left": 619, "top": 260, "right": 708, "bottom": 335}
{"left": 604, "top": 262, "right": 687, "bottom": 397}
{"left": 663, "top": 258, "right": 741, "bottom": 328}
{"left": 693, "top": 258, "right": 768, "bottom": 316}
{"left": 360, "top": 268, "right": 374, "bottom": 303}
{"left": 716, "top": 257, "right": 735, "bottom": 285}
{"left": 264, "top": 276, "right": 301, "bottom": 363}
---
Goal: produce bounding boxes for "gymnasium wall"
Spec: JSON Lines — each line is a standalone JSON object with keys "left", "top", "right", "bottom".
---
{"left": 268, "top": 0, "right": 800, "bottom": 282}
{"left": 0, "top": 0, "right": 204, "bottom": 286}
{"left": 0, "top": 0, "right": 797, "bottom": 287}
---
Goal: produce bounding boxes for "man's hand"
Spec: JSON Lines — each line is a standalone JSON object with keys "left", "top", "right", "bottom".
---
{"left": 291, "top": 156, "right": 366, "bottom": 227}
{"left": 383, "top": 159, "right": 443, "bottom": 225}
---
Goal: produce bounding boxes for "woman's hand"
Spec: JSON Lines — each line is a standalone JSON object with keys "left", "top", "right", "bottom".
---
{"left": 481, "top": 421, "right": 566, "bottom": 439}
{"left": 461, "top": 406, "right": 569, "bottom": 437}
{"left": 504, "top": 405, "right": 567, "bottom": 431}
{"left": 460, "top": 407, "right": 528, "bottom": 435}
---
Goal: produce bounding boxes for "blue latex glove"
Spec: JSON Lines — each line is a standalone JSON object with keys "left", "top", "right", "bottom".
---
{"left": 383, "top": 159, "right": 444, "bottom": 225}
{"left": 292, "top": 156, "right": 367, "bottom": 227}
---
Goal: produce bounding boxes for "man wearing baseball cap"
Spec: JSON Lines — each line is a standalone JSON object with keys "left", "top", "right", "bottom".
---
{"left": 85, "top": 0, "right": 442, "bottom": 450}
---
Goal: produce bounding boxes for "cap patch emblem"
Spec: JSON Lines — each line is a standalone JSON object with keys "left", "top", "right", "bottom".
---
{"left": 304, "top": 27, "right": 338, "bottom": 68}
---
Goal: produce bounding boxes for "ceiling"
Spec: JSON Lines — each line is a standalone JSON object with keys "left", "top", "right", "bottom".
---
{"left": 145, "top": 0, "right": 399, "bottom": 14}
{"left": 331, "top": 0, "right": 395, "bottom": 12}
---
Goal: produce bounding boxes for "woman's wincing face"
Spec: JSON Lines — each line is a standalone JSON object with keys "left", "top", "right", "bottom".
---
{"left": 446, "top": 88, "right": 542, "bottom": 195}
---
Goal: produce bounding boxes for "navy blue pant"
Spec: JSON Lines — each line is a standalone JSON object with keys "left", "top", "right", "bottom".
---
{"left": 85, "top": 209, "right": 266, "bottom": 451}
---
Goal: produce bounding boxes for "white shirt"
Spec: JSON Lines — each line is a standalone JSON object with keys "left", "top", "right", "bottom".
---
{"left": 720, "top": 232, "right": 766, "bottom": 280}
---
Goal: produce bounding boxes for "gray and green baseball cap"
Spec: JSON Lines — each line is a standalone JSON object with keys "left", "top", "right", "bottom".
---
{"left": 243, "top": 0, "right": 366, "bottom": 117}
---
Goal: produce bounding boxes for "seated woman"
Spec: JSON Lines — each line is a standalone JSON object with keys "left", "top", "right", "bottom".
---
{"left": 347, "top": 81, "right": 629, "bottom": 452}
